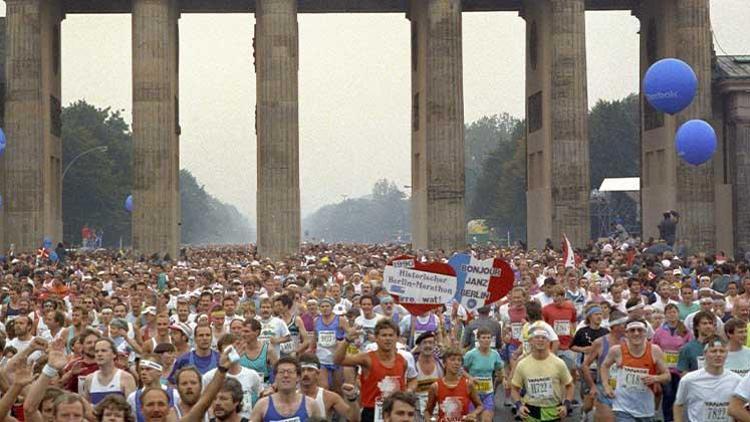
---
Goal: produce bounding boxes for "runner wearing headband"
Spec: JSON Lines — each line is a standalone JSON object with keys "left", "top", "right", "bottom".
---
{"left": 675, "top": 336, "right": 739, "bottom": 422}
{"left": 511, "top": 326, "right": 574, "bottom": 422}
{"left": 600, "top": 318, "right": 670, "bottom": 421}
{"left": 126, "top": 354, "right": 179, "bottom": 422}
{"left": 298, "top": 353, "right": 360, "bottom": 421}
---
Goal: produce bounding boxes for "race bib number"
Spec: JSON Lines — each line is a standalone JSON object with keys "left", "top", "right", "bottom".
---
{"left": 417, "top": 391, "right": 429, "bottom": 414}
{"left": 511, "top": 323, "right": 523, "bottom": 340}
{"left": 272, "top": 418, "right": 301, "bottom": 422}
{"left": 280, "top": 340, "right": 295, "bottom": 354}
{"left": 374, "top": 398, "right": 384, "bottom": 422}
{"left": 664, "top": 351, "right": 679, "bottom": 368}
{"left": 703, "top": 401, "right": 730, "bottom": 422}
{"left": 475, "top": 377, "right": 493, "bottom": 394}
{"left": 526, "top": 377, "right": 554, "bottom": 401}
{"left": 318, "top": 330, "right": 336, "bottom": 348}
{"left": 553, "top": 320, "right": 571, "bottom": 336}
{"left": 439, "top": 397, "right": 465, "bottom": 420}
{"left": 619, "top": 366, "right": 648, "bottom": 391}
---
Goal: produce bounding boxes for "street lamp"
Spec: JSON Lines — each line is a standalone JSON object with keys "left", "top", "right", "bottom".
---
{"left": 62, "top": 145, "right": 108, "bottom": 182}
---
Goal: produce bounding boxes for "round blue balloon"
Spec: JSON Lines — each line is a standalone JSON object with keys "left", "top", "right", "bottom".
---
{"left": 643, "top": 58, "right": 698, "bottom": 115}
{"left": 49, "top": 251, "right": 59, "bottom": 262}
{"left": 43, "top": 237, "right": 52, "bottom": 249}
{"left": 675, "top": 119, "right": 717, "bottom": 166}
{"left": 125, "top": 194, "right": 133, "bottom": 213}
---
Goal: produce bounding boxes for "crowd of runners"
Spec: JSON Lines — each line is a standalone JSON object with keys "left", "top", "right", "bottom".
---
{"left": 1, "top": 239, "right": 750, "bottom": 422}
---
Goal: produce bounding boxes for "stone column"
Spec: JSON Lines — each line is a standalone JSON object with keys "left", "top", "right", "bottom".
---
{"left": 3, "top": 0, "right": 63, "bottom": 252}
{"left": 727, "top": 91, "right": 750, "bottom": 257}
{"left": 409, "top": 0, "right": 465, "bottom": 251}
{"left": 255, "top": 0, "right": 300, "bottom": 259}
{"left": 523, "top": 0, "right": 590, "bottom": 250}
{"left": 637, "top": 0, "right": 717, "bottom": 253}
{"left": 132, "top": 0, "right": 180, "bottom": 258}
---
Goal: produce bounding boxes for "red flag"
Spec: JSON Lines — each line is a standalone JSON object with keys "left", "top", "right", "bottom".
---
{"left": 562, "top": 234, "right": 575, "bottom": 268}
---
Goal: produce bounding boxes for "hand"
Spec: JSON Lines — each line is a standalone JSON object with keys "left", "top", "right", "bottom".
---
{"left": 603, "top": 385, "right": 615, "bottom": 398}
{"left": 341, "top": 383, "right": 358, "bottom": 401}
{"left": 12, "top": 364, "right": 34, "bottom": 387}
{"left": 71, "top": 361, "right": 83, "bottom": 375}
{"left": 518, "top": 404, "right": 530, "bottom": 418}
{"left": 47, "top": 337, "right": 68, "bottom": 371}
{"left": 31, "top": 337, "right": 49, "bottom": 351}
{"left": 642, "top": 375, "right": 658, "bottom": 386}
{"left": 557, "top": 405, "right": 568, "bottom": 418}
{"left": 463, "top": 413, "right": 478, "bottom": 422}
{"left": 345, "top": 326, "right": 361, "bottom": 342}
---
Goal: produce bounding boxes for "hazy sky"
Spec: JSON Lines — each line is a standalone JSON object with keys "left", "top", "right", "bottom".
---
{"left": 3, "top": 1, "right": 745, "bottom": 223}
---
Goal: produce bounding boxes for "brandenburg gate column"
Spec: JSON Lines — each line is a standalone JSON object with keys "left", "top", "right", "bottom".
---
{"left": 3, "top": 0, "right": 64, "bottom": 252}
{"left": 254, "top": 0, "right": 300, "bottom": 259}
{"left": 636, "top": 0, "right": 719, "bottom": 253}
{"left": 132, "top": 0, "right": 181, "bottom": 258}
{"left": 408, "top": 0, "right": 466, "bottom": 251}
{"left": 523, "top": 0, "right": 590, "bottom": 250}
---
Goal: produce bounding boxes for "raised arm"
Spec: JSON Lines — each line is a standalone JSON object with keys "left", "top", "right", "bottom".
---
{"left": 179, "top": 350, "right": 230, "bottom": 422}
{"left": 333, "top": 325, "right": 370, "bottom": 368}
{"left": 0, "top": 366, "right": 32, "bottom": 422}
{"left": 24, "top": 338, "right": 67, "bottom": 422}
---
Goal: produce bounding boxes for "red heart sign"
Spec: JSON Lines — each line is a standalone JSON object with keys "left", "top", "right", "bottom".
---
{"left": 384, "top": 255, "right": 457, "bottom": 316}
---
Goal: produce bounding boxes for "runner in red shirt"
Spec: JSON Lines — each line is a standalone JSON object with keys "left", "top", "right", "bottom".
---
{"left": 424, "top": 347, "right": 484, "bottom": 422}
{"left": 542, "top": 285, "right": 578, "bottom": 382}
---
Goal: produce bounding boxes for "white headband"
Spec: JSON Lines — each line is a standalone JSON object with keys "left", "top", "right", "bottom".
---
{"left": 609, "top": 317, "right": 629, "bottom": 327}
{"left": 626, "top": 321, "right": 647, "bottom": 331}
{"left": 301, "top": 363, "right": 320, "bottom": 370}
{"left": 140, "top": 359, "right": 163, "bottom": 371}
{"left": 626, "top": 303, "right": 645, "bottom": 312}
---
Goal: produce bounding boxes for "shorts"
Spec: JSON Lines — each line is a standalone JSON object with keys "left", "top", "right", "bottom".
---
{"left": 596, "top": 383, "right": 613, "bottom": 407}
{"left": 613, "top": 411, "right": 655, "bottom": 422}
{"left": 479, "top": 393, "right": 494, "bottom": 411}
{"left": 581, "top": 369, "right": 597, "bottom": 395}
{"left": 524, "top": 404, "right": 562, "bottom": 422}
{"left": 556, "top": 349, "right": 577, "bottom": 371}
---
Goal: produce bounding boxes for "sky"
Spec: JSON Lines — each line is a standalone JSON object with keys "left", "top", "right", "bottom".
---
{"left": 3, "top": 1, "right": 746, "bottom": 224}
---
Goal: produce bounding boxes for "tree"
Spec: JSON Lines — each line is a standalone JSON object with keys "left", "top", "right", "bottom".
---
{"left": 61, "top": 100, "right": 254, "bottom": 247}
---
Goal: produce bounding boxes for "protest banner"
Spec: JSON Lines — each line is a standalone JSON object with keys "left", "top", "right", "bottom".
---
{"left": 383, "top": 255, "right": 457, "bottom": 315}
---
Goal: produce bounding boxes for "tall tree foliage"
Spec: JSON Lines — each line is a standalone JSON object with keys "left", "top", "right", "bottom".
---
{"left": 61, "top": 100, "right": 253, "bottom": 246}
{"left": 303, "top": 179, "right": 409, "bottom": 243}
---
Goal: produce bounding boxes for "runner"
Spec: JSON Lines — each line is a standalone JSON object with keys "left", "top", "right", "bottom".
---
{"left": 677, "top": 310, "right": 717, "bottom": 373}
{"left": 382, "top": 392, "right": 419, "bottom": 422}
{"left": 239, "top": 318, "right": 278, "bottom": 389}
{"left": 314, "top": 297, "right": 348, "bottom": 390}
{"left": 723, "top": 318, "right": 750, "bottom": 376}
{"left": 511, "top": 326, "right": 574, "bottom": 422}
{"left": 335, "top": 318, "right": 410, "bottom": 422}
{"left": 248, "top": 357, "right": 323, "bottom": 422}
{"left": 202, "top": 334, "right": 262, "bottom": 420}
{"left": 599, "top": 318, "right": 670, "bottom": 422}
{"left": 297, "top": 353, "right": 360, "bottom": 421}
{"left": 83, "top": 338, "right": 137, "bottom": 406}
{"left": 425, "top": 347, "right": 485, "bottom": 422}
{"left": 652, "top": 303, "right": 692, "bottom": 422}
{"left": 126, "top": 354, "right": 180, "bottom": 422}
{"left": 256, "top": 298, "right": 291, "bottom": 357}
{"left": 413, "top": 331, "right": 444, "bottom": 418}
{"left": 273, "top": 294, "right": 310, "bottom": 358}
{"left": 169, "top": 325, "right": 220, "bottom": 382}
{"left": 571, "top": 303, "right": 609, "bottom": 417}
{"left": 581, "top": 310, "right": 627, "bottom": 422}
{"left": 674, "top": 336, "right": 740, "bottom": 422}
{"left": 463, "top": 327, "right": 504, "bottom": 422}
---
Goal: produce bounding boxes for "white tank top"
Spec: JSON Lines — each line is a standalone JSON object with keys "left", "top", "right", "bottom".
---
{"left": 89, "top": 369, "right": 124, "bottom": 405}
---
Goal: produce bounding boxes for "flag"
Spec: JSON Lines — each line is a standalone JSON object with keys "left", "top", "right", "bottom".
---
{"left": 562, "top": 234, "right": 575, "bottom": 268}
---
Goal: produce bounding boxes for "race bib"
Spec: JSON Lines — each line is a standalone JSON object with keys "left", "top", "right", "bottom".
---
{"left": 475, "top": 377, "right": 493, "bottom": 394}
{"left": 417, "top": 391, "right": 429, "bottom": 414}
{"left": 272, "top": 418, "right": 301, "bottom": 422}
{"left": 511, "top": 323, "right": 523, "bottom": 340}
{"left": 703, "top": 401, "right": 730, "bottom": 422}
{"left": 374, "top": 398, "right": 384, "bottom": 422}
{"left": 619, "top": 366, "right": 648, "bottom": 391}
{"left": 439, "top": 397, "right": 465, "bottom": 420}
{"left": 553, "top": 320, "right": 571, "bottom": 336}
{"left": 280, "top": 340, "right": 295, "bottom": 354}
{"left": 526, "top": 377, "right": 554, "bottom": 401}
{"left": 318, "top": 330, "right": 336, "bottom": 348}
{"left": 664, "top": 351, "right": 679, "bottom": 368}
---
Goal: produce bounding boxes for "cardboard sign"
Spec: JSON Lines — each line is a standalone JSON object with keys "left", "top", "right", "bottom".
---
{"left": 448, "top": 254, "right": 514, "bottom": 312}
{"left": 383, "top": 255, "right": 457, "bottom": 315}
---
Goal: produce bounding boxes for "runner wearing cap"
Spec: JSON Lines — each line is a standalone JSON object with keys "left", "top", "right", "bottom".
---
{"left": 169, "top": 322, "right": 192, "bottom": 356}
{"left": 672, "top": 336, "right": 739, "bottom": 422}
{"left": 463, "top": 327, "right": 504, "bottom": 422}
{"left": 425, "top": 347, "right": 485, "bottom": 422}
{"left": 413, "top": 331, "right": 443, "bottom": 418}
{"left": 582, "top": 310, "right": 628, "bottom": 422}
{"left": 314, "top": 297, "right": 349, "bottom": 391}
{"left": 511, "top": 326, "right": 574, "bottom": 422}
{"left": 600, "top": 318, "right": 670, "bottom": 421}
{"left": 298, "top": 353, "right": 360, "bottom": 421}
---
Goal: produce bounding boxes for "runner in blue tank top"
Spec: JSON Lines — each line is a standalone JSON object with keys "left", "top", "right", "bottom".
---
{"left": 249, "top": 357, "right": 322, "bottom": 422}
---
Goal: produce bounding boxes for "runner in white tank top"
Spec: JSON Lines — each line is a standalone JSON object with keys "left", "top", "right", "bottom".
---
{"left": 297, "top": 353, "right": 361, "bottom": 420}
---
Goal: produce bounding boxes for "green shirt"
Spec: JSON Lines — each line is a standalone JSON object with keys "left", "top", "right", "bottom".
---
{"left": 677, "top": 339, "right": 704, "bottom": 373}
{"left": 677, "top": 302, "right": 700, "bottom": 321}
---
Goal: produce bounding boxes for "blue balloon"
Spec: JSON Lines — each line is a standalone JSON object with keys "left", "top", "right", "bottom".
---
{"left": 0, "top": 128, "right": 5, "bottom": 157}
{"left": 125, "top": 194, "right": 133, "bottom": 212}
{"left": 50, "top": 251, "right": 59, "bottom": 262}
{"left": 643, "top": 58, "right": 698, "bottom": 115}
{"left": 675, "top": 119, "right": 717, "bottom": 166}
{"left": 43, "top": 237, "right": 52, "bottom": 249}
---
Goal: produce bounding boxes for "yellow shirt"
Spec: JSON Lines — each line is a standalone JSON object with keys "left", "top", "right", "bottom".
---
{"left": 511, "top": 353, "right": 572, "bottom": 408}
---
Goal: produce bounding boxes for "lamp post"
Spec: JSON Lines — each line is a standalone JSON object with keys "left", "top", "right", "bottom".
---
{"left": 62, "top": 145, "right": 108, "bottom": 182}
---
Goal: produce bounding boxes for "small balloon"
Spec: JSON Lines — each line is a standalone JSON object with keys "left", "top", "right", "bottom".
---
{"left": 125, "top": 194, "right": 133, "bottom": 213}
{"left": 643, "top": 58, "right": 698, "bottom": 115}
{"left": 50, "top": 251, "right": 59, "bottom": 262}
{"left": 43, "top": 237, "right": 52, "bottom": 249}
{"left": 675, "top": 119, "right": 717, "bottom": 166}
